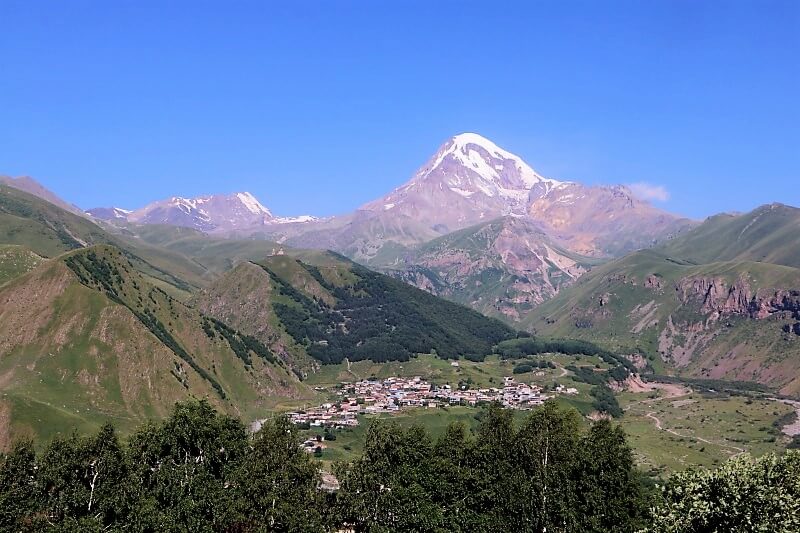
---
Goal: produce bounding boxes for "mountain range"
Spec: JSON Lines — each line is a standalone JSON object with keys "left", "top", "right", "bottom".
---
{"left": 69, "top": 133, "right": 693, "bottom": 318}
{"left": 88, "top": 191, "right": 318, "bottom": 232}
{"left": 82, "top": 133, "right": 691, "bottom": 256}
{"left": 0, "top": 186, "right": 515, "bottom": 446}
{"left": 2, "top": 132, "right": 799, "bottom": 442}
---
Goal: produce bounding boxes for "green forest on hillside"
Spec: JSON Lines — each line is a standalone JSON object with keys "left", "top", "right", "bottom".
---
{"left": 264, "top": 259, "right": 517, "bottom": 364}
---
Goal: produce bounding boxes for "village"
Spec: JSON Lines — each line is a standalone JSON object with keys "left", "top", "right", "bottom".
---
{"left": 287, "top": 375, "right": 579, "bottom": 429}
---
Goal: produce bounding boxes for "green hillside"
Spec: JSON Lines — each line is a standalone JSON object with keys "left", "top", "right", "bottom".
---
{"left": 524, "top": 205, "right": 800, "bottom": 394}
{"left": 0, "top": 245, "right": 312, "bottom": 448}
{"left": 0, "top": 184, "right": 113, "bottom": 257}
{"left": 196, "top": 252, "right": 518, "bottom": 369}
{"left": 0, "top": 245, "right": 44, "bottom": 286}
{"left": 117, "top": 223, "right": 283, "bottom": 277}
{"left": 659, "top": 203, "right": 800, "bottom": 267}
{"left": 0, "top": 185, "right": 211, "bottom": 297}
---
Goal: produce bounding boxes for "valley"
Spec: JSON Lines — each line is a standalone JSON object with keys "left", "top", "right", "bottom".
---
{"left": 4, "top": 6, "right": 798, "bottom": 528}
{"left": 1, "top": 134, "right": 798, "bottom": 479}
{"left": 283, "top": 353, "right": 796, "bottom": 473}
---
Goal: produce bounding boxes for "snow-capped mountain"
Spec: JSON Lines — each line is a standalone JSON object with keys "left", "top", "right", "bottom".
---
{"left": 361, "top": 133, "right": 568, "bottom": 231}
{"left": 86, "top": 207, "right": 132, "bottom": 220}
{"left": 126, "top": 192, "right": 273, "bottom": 231}
{"left": 89, "top": 192, "right": 318, "bottom": 233}
{"left": 281, "top": 132, "right": 692, "bottom": 262}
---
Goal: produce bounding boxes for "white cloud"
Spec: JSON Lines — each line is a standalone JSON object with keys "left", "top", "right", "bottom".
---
{"left": 628, "top": 182, "right": 670, "bottom": 202}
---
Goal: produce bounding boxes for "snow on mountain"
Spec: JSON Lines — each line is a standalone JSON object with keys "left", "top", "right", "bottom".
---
{"left": 362, "top": 132, "right": 569, "bottom": 230}
{"left": 268, "top": 215, "right": 319, "bottom": 224}
{"left": 235, "top": 192, "right": 272, "bottom": 215}
{"left": 86, "top": 207, "right": 132, "bottom": 220}
{"left": 423, "top": 132, "right": 562, "bottom": 192}
{"left": 87, "top": 191, "right": 319, "bottom": 233}
{"left": 99, "top": 191, "right": 275, "bottom": 232}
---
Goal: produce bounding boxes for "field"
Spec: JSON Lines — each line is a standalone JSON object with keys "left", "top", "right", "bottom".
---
{"left": 620, "top": 389, "right": 794, "bottom": 474}
{"left": 293, "top": 353, "right": 797, "bottom": 475}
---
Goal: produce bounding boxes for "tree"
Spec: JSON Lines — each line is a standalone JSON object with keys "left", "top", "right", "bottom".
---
{"left": 126, "top": 399, "right": 249, "bottom": 531}
{"left": 229, "top": 416, "right": 324, "bottom": 531}
{"left": 335, "top": 422, "right": 442, "bottom": 531}
{"left": 513, "top": 402, "right": 583, "bottom": 531}
{"left": 36, "top": 424, "right": 131, "bottom": 529}
{"left": 0, "top": 440, "right": 42, "bottom": 530}
{"left": 645, "top": 451, "right": 800, "bottom": 532}
{"left": 576, "top": 420, "right": 647, "bottom": 532}
{"left": 591, "top": 385, "right": 623, "bottom": 418}
{"left": 430, "top": 422, "right": 484, "bottom": 531}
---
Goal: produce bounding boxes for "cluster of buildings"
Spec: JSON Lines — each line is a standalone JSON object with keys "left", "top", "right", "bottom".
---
{"left": 287, "top": 376, "right": 578, "bottom": 429}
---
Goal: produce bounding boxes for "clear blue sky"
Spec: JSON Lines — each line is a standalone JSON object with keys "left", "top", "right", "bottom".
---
{"left": 1, "top": 1, "right": 798, "bottom": 218}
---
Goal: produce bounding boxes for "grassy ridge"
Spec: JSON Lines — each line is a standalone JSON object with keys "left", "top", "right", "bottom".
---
{"left": 524, "top": 204, "right": 800, "bottom": 394}
{"left": 0, "top": 245, "right": 314, "bottom": 447}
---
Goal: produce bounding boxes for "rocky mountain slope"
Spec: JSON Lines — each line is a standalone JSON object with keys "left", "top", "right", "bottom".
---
{"left": 377, "top": 217, "right": 600, "bottom": 321}
{"left": 527, "top": 183, "right": 692, "bottom": 257}
{"left": 524, "top": 203, "right": 800, "bottom": 394}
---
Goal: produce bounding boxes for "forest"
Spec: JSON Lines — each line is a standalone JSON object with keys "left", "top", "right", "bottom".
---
{"left": 1, "top": 400, "right": 798, "bottom": 532}
{"left": 264, "top": 260, "right": 517, "bottom": 364}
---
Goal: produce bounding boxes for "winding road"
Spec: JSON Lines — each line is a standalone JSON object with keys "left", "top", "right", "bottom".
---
{"left": 625, "top": 383, "right": 746, "bottom": 456}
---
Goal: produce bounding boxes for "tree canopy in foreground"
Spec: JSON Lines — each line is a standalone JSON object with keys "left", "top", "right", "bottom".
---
{"left": 0, "top": 399, "right": 798, "bottom": 532}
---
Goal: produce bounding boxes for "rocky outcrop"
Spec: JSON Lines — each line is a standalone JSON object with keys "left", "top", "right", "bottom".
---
{"left": 677, "top": 276, "right": 800, "bottom": 320}
{"left": 644, "top": 274, "right": 664, "bottom": 291}
{"left": 752, "top": 290, "right": 800, "bottom": 319}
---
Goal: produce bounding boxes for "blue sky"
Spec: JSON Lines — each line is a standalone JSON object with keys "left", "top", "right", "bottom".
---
{"left": 1, "top": 1, "right": 797, "bottom": 219}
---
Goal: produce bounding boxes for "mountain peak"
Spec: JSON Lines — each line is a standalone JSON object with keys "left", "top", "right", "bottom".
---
{"left": 420, "top": 133, "right": 565, "bottom": 192}
{"left": 360, "top": 133, "right": 571, "bottom": 229}
{"left": 448, "top": 133, "right": 519, "bottom": 162}
{"left": 234, "top": 192, "right": 272, "bottom": 216}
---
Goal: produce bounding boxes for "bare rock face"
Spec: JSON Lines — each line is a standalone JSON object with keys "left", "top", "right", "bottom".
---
{"left": 677, "top": 276, "right": 800, "bottom": 320}
{"left": 752, "top": 290, "right": 800, "bottom": 320}
{"left": 384, "top": 217, "right": 591, "bottom": 321}
{"left": 783, "top": 322, "right": 800, "bottom": 336}
{"left": 528, "top": 183, "right": 692, "bottom": 256}
{"left": 644, "top": 275, "right": 664, "bottom": 291}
